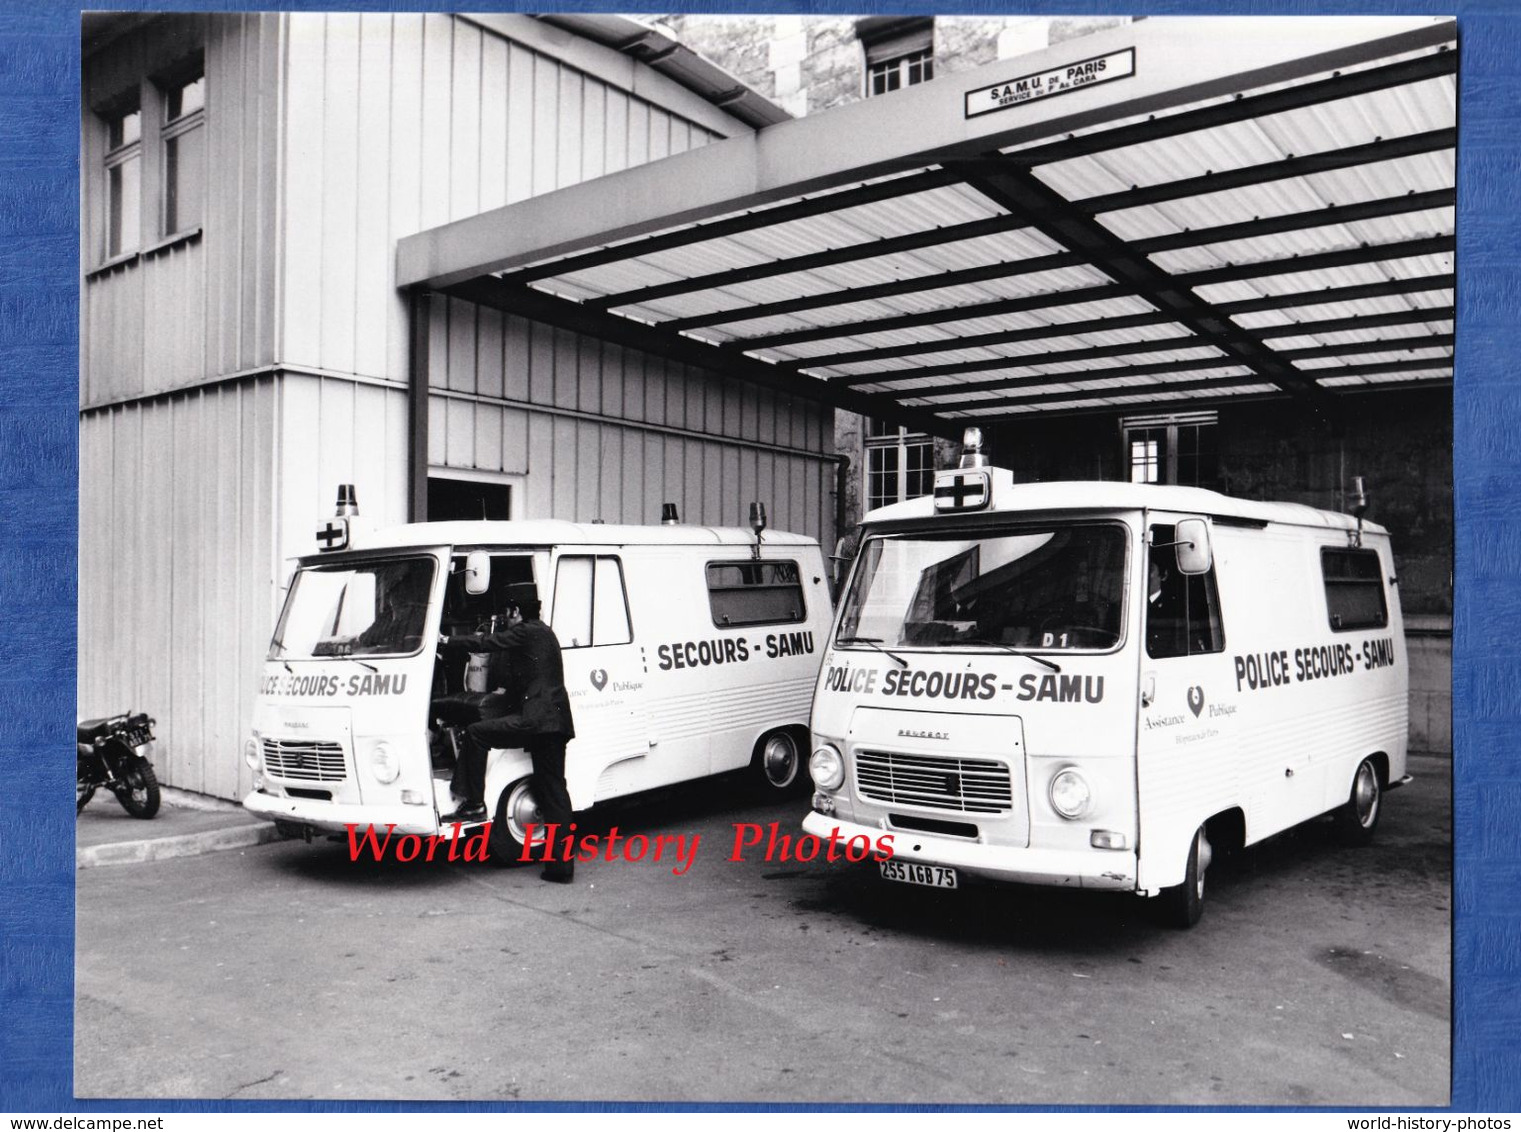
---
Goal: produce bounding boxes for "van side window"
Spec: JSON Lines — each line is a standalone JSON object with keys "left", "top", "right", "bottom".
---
{"left": 707, "top": 561, "right": 806, "bottom": 627}
{"left": 551, "top": 555, "right": 632, "bottom": 648}
{"left": 1146, "top": 525, "right": 1225, "bottom": 660}
{"left": 1321, "top": 548, "right": 1388, "bottom": 631}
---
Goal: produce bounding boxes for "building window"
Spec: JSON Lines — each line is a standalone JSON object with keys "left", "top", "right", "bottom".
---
{"left": 866, "top": 419, "right": 934, "bottom": 511}
{"left": 1122, "top": 412, "right": 1219, "bottom": 489}
{"left": 104, "top": 104, "right": 141, "bottom": 257}
{"left": 868, "top": 47, "right": 933, "bottom": 95}
{"left": 161, "top": 72, "right": 205, "bottom": 235}
{"left": 858, "top": 17, "right": 934, "bottom": 97}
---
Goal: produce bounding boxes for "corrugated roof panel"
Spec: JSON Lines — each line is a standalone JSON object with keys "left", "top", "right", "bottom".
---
{"left": 1191, "top": 252, "right": 1452, "bottom": 307}
{"left": 1320, "top": 374, "right": 1447, "bottom": 392}
{"left": 620, "top": 182, "right": 1005, "bottom": 282}
{"left": 1145, "top": 205, "right": 1453, "bottom": 276}
{"left": 1294, "top": 347, "right": 1452, "bottom": 370}
{"left": 1099, "top": 151, "right": 1453, "bottom": 240}
{"left": 828, "top": 341, "right": 1226, "bottom": 381}
{"left": 1236, "top": 294, "right": 1452, "bottom": 334}
{"left": 749, "top": 303, "right": 1180, "bottom": 367}
{"left": 897, "top": 363, "right": 1253, "bottom": 401}
{"left": 947, "top": 380, "right": 1281, "bottom": 415}
{"left": 619, "top": 248, "right": 1110, "bottom": 327}
{"left": 805, "top": 322, "right": 1208, "bottom": 378}
{"left": 1032, "top": 73, "right": 1453, "bottom": 201}
{"left": 1264, "top": 320, "right": 1453, "bottom": 352}
{"left": 529, "top": 278, "right": 609, "bottom": 304}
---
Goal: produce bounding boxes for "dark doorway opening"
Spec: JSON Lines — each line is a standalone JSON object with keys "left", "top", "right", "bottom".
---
{"left": 428, "top": 477, "right": 511, "bottom": 521}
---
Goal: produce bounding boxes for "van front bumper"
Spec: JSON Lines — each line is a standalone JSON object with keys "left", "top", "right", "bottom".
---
{"left": 243, "top": 790, "right": 442, "bottom": 837}
{"left": 802, "top": 811, "right": 1137, "bottom": 891}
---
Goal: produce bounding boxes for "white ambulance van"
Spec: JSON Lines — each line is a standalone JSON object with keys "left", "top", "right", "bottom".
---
{"left": 803, "top": 433, "right": 1408, "bottom": 927}
{"left": 244, "top": 492, "right": 831, "bottom": 857}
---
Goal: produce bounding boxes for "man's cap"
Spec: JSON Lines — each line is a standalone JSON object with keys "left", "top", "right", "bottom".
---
{"left": 503, "top": 582, "right": 539, "bottom": 609}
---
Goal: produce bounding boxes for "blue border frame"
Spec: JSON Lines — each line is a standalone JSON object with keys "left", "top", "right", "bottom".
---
{"left": 3, "top": 1, "right": 1505, "bottom": 1113}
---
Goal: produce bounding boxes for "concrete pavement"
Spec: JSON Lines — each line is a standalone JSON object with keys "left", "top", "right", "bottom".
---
{"left": 75, "top": 785, "right": 278, "bottom": 868}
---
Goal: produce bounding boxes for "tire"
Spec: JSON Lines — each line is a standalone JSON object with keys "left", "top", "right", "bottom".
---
{"left": 490, "top": 776, "right": 540, "bottom": 867}
{"left": 751, "top": 729, "right": 804, "bottom": 795}
{"left": 1155, "top": 824, "right": 1210, "bottom": 929}
{"left": 113, "top": 756, "right": 161, "bottom": 819}
{"left": 1333, "top": 757, "right": 1382, "bottom": 847}
{"left": 76, "top": 783, "right": 96, "bottom": 816}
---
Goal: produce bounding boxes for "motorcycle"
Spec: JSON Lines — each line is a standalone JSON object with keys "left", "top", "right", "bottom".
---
{"left": 77, "top": 711, "right": 161, "bottom": 818}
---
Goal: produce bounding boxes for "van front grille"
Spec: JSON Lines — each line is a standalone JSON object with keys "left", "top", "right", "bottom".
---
{"left": 856, "top": 749, "right": 1013, "bottom": 814}
{"left": 263, "top": 738, "right": 347, "bottom": 782}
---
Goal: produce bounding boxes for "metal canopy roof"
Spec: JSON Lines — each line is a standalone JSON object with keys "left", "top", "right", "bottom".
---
{"left": 397, "top": 16, "right": 1456, "bottom": 439}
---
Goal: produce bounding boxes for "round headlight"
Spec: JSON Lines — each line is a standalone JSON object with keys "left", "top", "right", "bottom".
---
{"left": 1049, "top": 768, "right": 1093, "bottom": 819}
{"left": 244, "top": 736, "right": 262, "bottom": 771}
{"left": 809, "top": 744, "right": 845, "bottom": 792}
{"left": 370, "top": 739, "right": 400, "bottom": 784}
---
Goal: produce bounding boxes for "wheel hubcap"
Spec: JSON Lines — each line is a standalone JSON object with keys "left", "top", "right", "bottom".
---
{"left": 763, "top": 735, "right": 798, "bottom": 787}
{"left": 505, "top": 783, "right": 541, "bottom": 843}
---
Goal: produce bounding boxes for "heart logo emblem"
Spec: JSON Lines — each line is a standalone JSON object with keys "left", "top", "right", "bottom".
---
{"left": 590, "top": 669, "right": 608, "bottom": 691}
{"left": 1187, "top": 685, "right": 1205, "bottom": 717}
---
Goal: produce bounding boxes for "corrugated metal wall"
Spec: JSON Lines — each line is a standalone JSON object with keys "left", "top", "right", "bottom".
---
{"left": 426, "top": 301, "right": 836, "bottom": 539}
{"left": 80, "top": 380, "right": 279, "bottom": 801}
{"left": 81, "top": 14, "right": 283, "bottom": 407}
{"left": 279, "top": 12, "right": 728, "bottom": 386}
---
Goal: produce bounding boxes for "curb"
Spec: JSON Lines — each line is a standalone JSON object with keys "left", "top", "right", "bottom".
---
{"left": 77, "top": 822, "right": 282, "bottom": 869}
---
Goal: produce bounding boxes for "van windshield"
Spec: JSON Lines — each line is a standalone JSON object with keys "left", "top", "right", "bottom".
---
{"left": 271, "top": 556, "right": 437, "bottom": 659}
{"left": 837, "top": 524, "right": 1127, "bottom": 651}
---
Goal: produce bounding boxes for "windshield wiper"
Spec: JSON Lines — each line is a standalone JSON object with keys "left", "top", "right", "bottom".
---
{"left": 269, "top": 638, "right": 294, "bottom": 674}
{"left": 955, "top": 637, "right": 1062, "bottom": 673}
{"left": 837, "top": 635, "right": 909, "bottom": 668}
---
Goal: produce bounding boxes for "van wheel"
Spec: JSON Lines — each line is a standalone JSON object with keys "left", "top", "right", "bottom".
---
{"left": 490, "top": 777, "right": 539, "bottom": 867}
{"left": 1333, "top": 757, "right": 1382, "bottom": 847}
{"left": 1155, "top": 824, "right": 1210, "bottom": 929}
{"left": 751, "top": 729, "right": 803, "bottom": 795}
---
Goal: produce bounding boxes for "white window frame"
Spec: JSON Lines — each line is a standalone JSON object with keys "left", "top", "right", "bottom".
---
{"left": 866, "top": 421, "right": 935, "bottom": 510}
{"left": 860, "top": 18, "right": 934, "bottom": 98}
{"left": 102, "top": 103, "right": 142, "bottom": 259}
{"left": 1121, "top": 411, "right": 1219, "bottom": 487}
{"left": 160, "top": 70, "right": 205, "bottom": 238}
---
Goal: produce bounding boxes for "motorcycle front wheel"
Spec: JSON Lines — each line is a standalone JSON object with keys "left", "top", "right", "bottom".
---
{"left": 114, "top": 756, "right": 161, "bottom": 819}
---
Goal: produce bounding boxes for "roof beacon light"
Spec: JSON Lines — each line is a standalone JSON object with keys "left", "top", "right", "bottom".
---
{"left": 661, "top": 502, "right": 680, "bottom": 526}
{"left": 749, "top": 501, "right": 767, "bottom": 559}
{"left": 317, "top": 485, "right": 357, "bottom": 553}
{"left": 1348, "top": 476, "right": 1368, "bottom": 519}
{"left": 959, "top": 427, "right": 988, "bottom": 470}
{"left": 1348, "top": 476, "right": 1368, "bottom": 548}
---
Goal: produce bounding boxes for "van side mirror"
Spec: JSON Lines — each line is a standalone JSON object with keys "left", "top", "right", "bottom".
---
{"left": 464, "top": 550, "right": 491, "bottom": 596}
{"left": 1174, "top": 518, "right": 1213, "bottom": 575}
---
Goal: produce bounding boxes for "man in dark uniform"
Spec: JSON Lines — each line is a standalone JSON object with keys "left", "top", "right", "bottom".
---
{"left": 1145, "top": 553, "right": 1190, "bottom": 659}
{"left": 438, "top": 594, "right": 578, "bottom": 883}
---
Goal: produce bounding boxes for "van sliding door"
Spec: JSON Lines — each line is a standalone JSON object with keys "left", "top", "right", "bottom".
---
{"left": 550, "top": 554, "right": 651, "bottom": 807}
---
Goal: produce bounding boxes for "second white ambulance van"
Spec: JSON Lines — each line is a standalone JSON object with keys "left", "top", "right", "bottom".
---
{"left": 803, "top": 433, "right": 1408, "bottom": 927}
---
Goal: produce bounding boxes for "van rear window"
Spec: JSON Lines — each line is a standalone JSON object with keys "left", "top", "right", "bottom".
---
{"left": 1321, "top": 548, "right": 1388, "bottom": 631}
{"left": 707, "top": 561, "right": 805, "bottom": 627}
